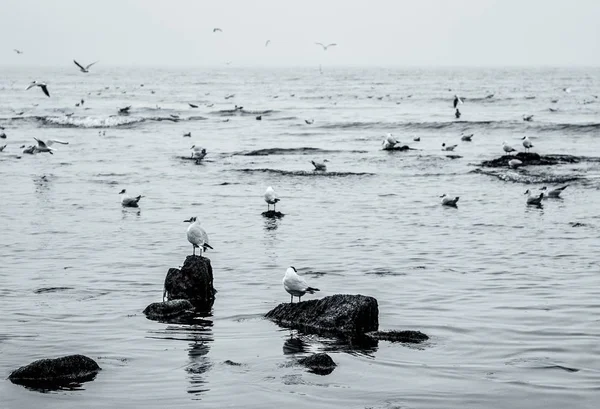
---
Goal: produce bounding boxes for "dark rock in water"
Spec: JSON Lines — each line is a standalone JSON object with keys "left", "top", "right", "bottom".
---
{"left": 480, "top": 152, "right": 582, "bottom": 168}
{"left": 570, "top": 222, "right": 587, "bottom": 228}
{"left": 262, "top": 210, "right": 284, "bottom": 218}
{"left": 9, "top": 354, "right": 100, "bottom": 389}
{"left": 385, "top": 145, "right": 414, "bottom": 151}
{"left": 143, "top": 299, "right": 194, "bottom": 321}
{"left": 163, "top": 255, "right": 215, "bottom": 311}
{"left": 366, "top": 330, "right": 429, "bottom": 344}
{"left": 223, "top": 360, "right": 243, "bottom": 366}
{"left": 446, "top": 154, "right": 462, "bottom": 159}
{"left": 265, "top": 294, "right": 379, "bottom": 337}
{"left": 298, "top": 353, "right": 336, "bottom": 375}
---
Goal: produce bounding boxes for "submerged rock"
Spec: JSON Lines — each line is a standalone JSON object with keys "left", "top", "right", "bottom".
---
{"left": 262, "top": 210, "right": 284, "bottom": 218}
{"left": 143, "top": 299, "right": 194, "bottom": 321}
{"left": 9, "top": 354, "right": 100, "bottom": 389}
{"left": 366, "top": 330, "right": 429, "bottom": 344}
{"left": 163, "top": 255, "right": 215, "bottom": 311}
{"left": 265, "top": 294, "right": 379, "bottom": 337}
{"left": 297, "top": 353, "right": 336, "bottom": 375}
{"left": 480, "top": 152, "right": 581, "bottom": 168}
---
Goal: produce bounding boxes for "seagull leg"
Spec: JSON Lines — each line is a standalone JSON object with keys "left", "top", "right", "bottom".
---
{"left": 290, "top": 294, "right": 293, "bottom": 303}
{"left": 192, "top": 245, "right": 196, "bottom": 256}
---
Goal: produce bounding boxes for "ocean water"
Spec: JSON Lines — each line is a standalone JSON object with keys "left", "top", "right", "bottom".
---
{"left": 1, "top": 66, "right": 600, "bottom": 409}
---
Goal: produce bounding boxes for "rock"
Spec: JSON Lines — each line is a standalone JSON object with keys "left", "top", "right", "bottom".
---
{"left": 262, "top": 210, "right": 284, "bottom": 218}
{"left": 265, "top": 294, "right": 379, "bottom": 337}
{"left": 9, "top": 354, "right": 100, "bottom": 389}
{"left": 163, "top": 255, "right": 215, "bottom": 311}
{"left": 143, "top": 299, "right": 194, "bottom": 321}
{"left": 366, "top": 330, "right": 429, "bottom": 344}
{"left": 480, "top": 152, "right": 582, "bottom": 168}
{"left": 223, "top": 360, "right": 243, "bottom": 366}
{"left": 297, "top": 353, "right": 336, "bottom": 375}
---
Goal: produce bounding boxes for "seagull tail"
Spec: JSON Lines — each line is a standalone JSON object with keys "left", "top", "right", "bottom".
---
{"left": 203, "top": 243, "right": 214, "bottom": 250}
{"left": 306, "top": 287, "right": 320, "bottom": 294}
{"left": 454, "top": 197, "right": 460, "bottom": 203}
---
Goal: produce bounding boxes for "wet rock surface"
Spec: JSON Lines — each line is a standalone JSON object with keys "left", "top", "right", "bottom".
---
{"left": 366, "top": 330, "right": 429, "bottom": 344}
{"left": 163, "top": 255, "right": 215, "bottom": 311}
{"left": 265, "top": 294, "right": 379, "bottom": 337}
{"left": 262, "top": 210, "right": 284, "bottom": 218}
{"left": 9, "top": 354, "right": 101, "bottom": 390}
{"left": 297, "top": 353, "right": 337, "bottom": 375}
{"left": 480, "top": 152, "right": 582, "bottom": 168}
{"left": 143, "top": 299, "right": 195, "bottom": 321}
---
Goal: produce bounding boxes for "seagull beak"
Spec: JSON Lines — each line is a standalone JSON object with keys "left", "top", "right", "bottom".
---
{"left": 183, "top": 219, "right": 191, "bottom": 223}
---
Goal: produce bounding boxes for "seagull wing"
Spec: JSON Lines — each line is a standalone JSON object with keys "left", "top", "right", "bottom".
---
{"left": 26, "top": 82, "right": 36, "bottom": 90}
{"left": 326, "top": 43, "right": 337, "bottom": 49}
{"left": 73, "top": 60, "right": 86, "bottom": 71}
{"left": 40, "top": 84, "right": 50, "bottom": 97}
{"left": 85, "top": 61, "right": 99, "bottom": 70}
{"left": 34, "top": 138, "right": 48, "bottom": 148}
{"left": 46, "top": 139, "right": 69, "bottom": 147}
{"left": 315, "top": 42, "right": 326, "bottom": 50}
{"left": 265, "top": 40, "right": 270, "bottom": 47}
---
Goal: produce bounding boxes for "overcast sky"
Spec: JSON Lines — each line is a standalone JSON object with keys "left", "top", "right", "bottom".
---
{"left": 1, "top": 0, "right": 599, "bottom": 67}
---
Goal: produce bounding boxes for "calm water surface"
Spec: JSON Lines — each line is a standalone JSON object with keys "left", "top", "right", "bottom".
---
{"left": 1, "top": 67, "right": 600, "bottom": 408}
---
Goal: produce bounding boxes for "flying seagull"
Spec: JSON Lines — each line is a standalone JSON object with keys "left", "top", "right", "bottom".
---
{"left": 13, "top": 49, "right": 23, "bottom": 54}
{"left": 73, "top": 60, "right": 98, "bottom": 73}
{"left": 26, "top": 81, "right": 50, "bottom": 97}
{"left": 213, "top": 28, "right": 222, "bottom": 32}
{"left": 265, "top": 40, "right": 271, "bottom": 47}
{"left": 315, "top": 42, "right": 337, "bottom": 51}
{"left": 32, "top": 137, "right": 69, "bottom": 154}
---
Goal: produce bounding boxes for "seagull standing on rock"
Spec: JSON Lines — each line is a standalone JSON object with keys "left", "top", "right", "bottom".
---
{"left": 184, "top": 217, "right": 213, "bottom": 256}
{"left": 264, "top": 186, "right": 280, "bottom": 212}
{"left": 522, "top": 136, "right": 533, "bottom": 152}
{"left": 503, "top": 141, "right": 517, "bottom": 155}
{"left": 283, "top": 266, "right": 320, "bottom": 303}
{"left": 382, "top": 133, "right": 401, "bottom": 150}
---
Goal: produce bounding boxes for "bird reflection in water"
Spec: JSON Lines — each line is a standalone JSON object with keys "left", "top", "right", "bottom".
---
{"left": 283, "top": 333, "right": 309, "bottom": 355}
{"left": 186, "top": 326, "right": 213, "bottom": 396}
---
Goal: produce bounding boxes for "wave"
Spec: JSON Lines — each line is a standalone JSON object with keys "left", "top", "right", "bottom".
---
{"left": 537, "top": 123, "right": 600, "bottom": 133}
{"left": 234, "top": 168, "right": 373, "bottom": 177}
{"left": 472, "top": 169, "right": 582, "bottom": 184}
{"left": 0, "top": 114, "right": 210, "bottom": 129}
{"left": 318, "top": 120, "right": 497, "bottom": 130}
{"left": 212, "top": 108, "right": 277, "bottom": 117}
{"left": 234, "top": 147, "right": 367, "bottom": 156}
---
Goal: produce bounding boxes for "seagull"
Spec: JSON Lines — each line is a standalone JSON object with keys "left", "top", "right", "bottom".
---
{"left": 73, "top": 60, "right": 98, "bottom": 73}
{"left": 213, "top": 28, "right": 222, "bottom": 32}
{"left": 540, "top": 185, "right": 568, "bottom": 198}
{"left": 183, "top": 132, "right": 191, "bottom": 137}
{"left": 283, "top": 266, "right": 320, "bottom": 303}
{"left": 549, "top": 108, "right": 559, "bottom": 112}
{"left": 413, "top": 136, "right": 420, "bottom": 142}
{"left": 525, "top": 190, "right": 544, "bottom": 205}
{"left": 0, "top": 132, "right": 6, "bottom": 139}
{"left": 523, "top": 114, "right": 534, "bottom": 122}
{"left": 188, "top": 103, "right": 198, "bottom": 108}
{"left": 508, "top": 159, "right": 523, "bottom": 169}
{"left": 315, "top": 42, "right": 337, "bottom": 51}
{"left": 503, "top": 141, "right": 517, "bottom": 155}
{"left": 184, "top": 217, "right": 212, "bottom": 256}
{"left": 265, "top": 40, "right": 271, "bottom": 47}
{"left": 563, "top": 87, "right": 571, "bottom": 93}
{"left": 453, "top": 95, "right": 463, "bottom": 108}
{"left": 442, "top": 143, "right": 457, "bottom": 151}
{"left": 26, "top": 81, "right": 50, "bottom": 97}
{"left": 382, "top": 133, "right": 400, "bottom": 150}
{"left": 522, "top": 136, "right": 533, "bottom": 152}
{"left": 264, "top": 186, "right": 280, "bottom": 212}
{"left": 311, "top": 159, "right": 328, "bottom": 171}
{"left": 118, "top": 106, "right": 131, "bottom": 114}
{"left": 305, "top": 119, "right": 314, "bottom": 125}
{"left": 461, "top": 133, "right": 473, "bottom": 141}
{"left": 485, "top": 93, "right": 495, "bottom": 99}
{"left": 0, "top": 144, "right": 6, "bottom": 152}
{"left": 440, "top": 194, "right": 459, "bottom": 207}
{"left": 455, "top": 109, "right": 461, "bottom": 119}
{"left": 13, "top": 49, "right": 23, "bottom": 54}
{"left": 190, "top": 145, "right": 206, "bottom": 161}
{"left": 256, "top": 115, "right": 262, "bottom": 120}
{"left": 119, "top": 189, "right": 143, "bottom": 207}
{"left": 32, "top": 138, "right": 68, "bottom": 154}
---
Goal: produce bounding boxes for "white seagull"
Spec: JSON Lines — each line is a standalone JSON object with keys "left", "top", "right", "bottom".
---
{"left": 264, "top": 186, "right": 280, "bottom": 211}
{"left": 382, "top": 133, "right": 400, "bottom": 150}
{"left": 26, "top": 81, "right": 50, "bottom": 97}
{"left": 440, "top": 194, "right": 459, "bottom": 207}
{"left": 540, "top": 185, "right": 568, "bottom": 198}
{"left": 73, "top": 60, "right": 99, "bottom": 73}
{"left": 184, "top": 216, "right": 212, "bottom": 256}
{"left": 265, "top": 40, "right": 271, "bottom": 47}
{"left": 311, "top": 159, "right": 328, "bottom": 171}
{"left": 283, "top": 266, "right": 320, "bottom": 303}
{"left": 442, "top": 143, "right": 457, "bottom": 151}
{"left": 119, "top": 189, "right": 143, "bottom": 207}
{"left": 525, "top": 189, "right": 544, "bottom": 205}
{"left": 315, "top": 42, "right": 337, "bottom": 51}
{"left": 503, "top": 141, "right": 517, "bottom": 155}
{"left": 522, "top": 136, "right": 533, "bottom": 152}
{"left": 32, "top": 138, "right": 68, "bottom": 154}
{"left": 508, "top": 159, "right": 523, "bottom": 169}
{"left": 190, "top": 145, "right": 207, "bottom": 161}
{"left": 453, "top": 95, "right": 463, "bottom": 108}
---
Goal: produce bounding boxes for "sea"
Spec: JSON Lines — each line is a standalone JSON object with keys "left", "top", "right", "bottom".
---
{"left": 1, "top": 66, "right": 599, "bottom": 409}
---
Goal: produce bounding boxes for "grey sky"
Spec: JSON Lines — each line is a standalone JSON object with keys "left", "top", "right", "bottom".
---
{"left": 1, "top": 0, "right": 599, "bottom": 67}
